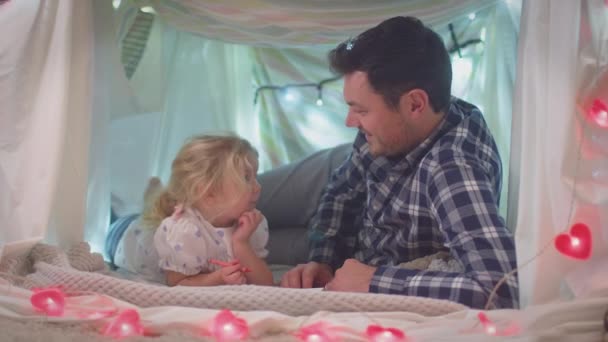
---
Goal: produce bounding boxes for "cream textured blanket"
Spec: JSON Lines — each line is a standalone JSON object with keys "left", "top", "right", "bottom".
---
{"left": 0, "top": 243, "right": 466, "bottom": 317}
{"left": 1, "top": 243, "right": 607, "bottom": 341}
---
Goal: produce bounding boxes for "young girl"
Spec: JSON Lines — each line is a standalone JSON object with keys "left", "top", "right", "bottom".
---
{"left": 116, "top": 134, "right": 273, "bottom": 286}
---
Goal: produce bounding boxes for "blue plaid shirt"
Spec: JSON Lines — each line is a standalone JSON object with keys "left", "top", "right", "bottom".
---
{"left": 308, "top": 98, "right": 518, "bottom": 309}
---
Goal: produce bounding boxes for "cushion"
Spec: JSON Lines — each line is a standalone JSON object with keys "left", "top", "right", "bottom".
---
{"left": 257, "top": 143, "right": 351, "bottom": 265}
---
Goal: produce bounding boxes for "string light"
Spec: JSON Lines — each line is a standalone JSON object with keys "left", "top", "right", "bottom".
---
{"left": 254, "top": 15, "right": 483, "bottom": 107}
{"left": 294, "top": 322, "right": 342, "bottom": 342}
{"left": 140, "top": 6, "right": 156, "bottom": 14}
{"left": 554, "top": 223, "right": 592, "bottom": 260}
{"left": 101, "top": 309, "right": 144, "bottom": 338}
{"left": 477, "top": 313, "right": 497, "bottom": 336}
{"left": 316, "top": 85, "right": 324, "bottom": 106}
{"left": 476, "top": 312, "right": 521, "bottom": 336}
{"left": 30, "top": 287, "right": 66, "bottom": 317}
{"left": 586, "top": 98, "right": 608, "bottom": 128}
{"left": 253, "top": 76, "right": 341, "bottom": 106}
{"left": 205, "top": 309, "right": 249, "bottom": 341}
{"left": 365, "top": 325, "right": 407, "bottom": 342}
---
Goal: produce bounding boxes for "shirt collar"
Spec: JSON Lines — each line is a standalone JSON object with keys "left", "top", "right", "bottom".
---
{"left": 373, "top": 99, "right": 464, "bottom": 174}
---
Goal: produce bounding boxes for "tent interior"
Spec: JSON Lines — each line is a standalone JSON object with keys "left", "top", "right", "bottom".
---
{"left": 1, "top": 0, "right": 607, "bottom": 340}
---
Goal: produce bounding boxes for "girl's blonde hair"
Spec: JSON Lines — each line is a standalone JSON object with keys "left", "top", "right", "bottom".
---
{"left": 142, "top": 134, "right": 258, "bottom": 228}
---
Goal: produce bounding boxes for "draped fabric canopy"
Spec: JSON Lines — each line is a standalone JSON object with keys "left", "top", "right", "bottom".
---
{"left": 140, "top": 0, "right": 500, "bottom": 47}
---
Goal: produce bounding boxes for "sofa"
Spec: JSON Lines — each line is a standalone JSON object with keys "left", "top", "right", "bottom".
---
{"left": 256, "top": 143, "right": 351, "bottom": 266}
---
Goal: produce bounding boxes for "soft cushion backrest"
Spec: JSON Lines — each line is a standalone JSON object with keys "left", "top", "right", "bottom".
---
{"left": 257, "top": 143, "right": 351, "bottom": 265}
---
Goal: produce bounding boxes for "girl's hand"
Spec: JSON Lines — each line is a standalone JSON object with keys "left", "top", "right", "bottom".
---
{"left": 220, "top": 262, "right": 246, "bottom": 285}
{"left": 232, "top": 209, "right": 262, "bottom": 243}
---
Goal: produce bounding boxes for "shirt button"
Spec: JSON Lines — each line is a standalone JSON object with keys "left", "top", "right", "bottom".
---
{"left": 389, "top": 176, "right": 396, "bottom": 182}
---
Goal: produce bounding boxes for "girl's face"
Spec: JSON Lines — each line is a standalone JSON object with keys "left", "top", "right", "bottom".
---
{"left": 204, "top": 154, "right": 261, "bottom": 227}
{"left": 228, "top": 154, "right": 261, "bottom": 216}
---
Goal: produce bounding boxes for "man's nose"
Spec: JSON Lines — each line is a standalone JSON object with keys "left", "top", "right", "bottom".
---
{"left": 345, "top": 112, "right": 359, "bottom": 128}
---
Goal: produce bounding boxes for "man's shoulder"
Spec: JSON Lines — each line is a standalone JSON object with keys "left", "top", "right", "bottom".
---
{"left": 439, "top": 99, "right": 496, "bottom": 146}
{"left": 447, "top": 98, "right": 491, "bottom": 136}
{"left": 427, "top": 99, "right": 501, "bottom": 172}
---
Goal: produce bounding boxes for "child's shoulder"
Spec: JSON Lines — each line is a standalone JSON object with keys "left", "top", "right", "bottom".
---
{"left": 158, "top": 212, "right": 194, "bottom": 230}
{"left": 157, "top": 208, "right": 210, "bottom": 233}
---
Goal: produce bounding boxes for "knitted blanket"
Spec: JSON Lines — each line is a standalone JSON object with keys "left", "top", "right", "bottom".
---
{"left": 0, "top": 243, "right": 467, "bottom": 317}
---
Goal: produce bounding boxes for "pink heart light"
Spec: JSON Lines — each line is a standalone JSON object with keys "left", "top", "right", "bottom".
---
{"left": 587, "top": 99, "right": 608, "bottom": 128}
{"left": 294, "top": 322, "right": 341, "bottom": 342}
{"left": 554, "top": 223, "right": 592, "bottom": 260}
{"left": 478, "top": 312, "right": 497, "bottom": 335}
{"left": 207, "top": 309, "right": 249, "bottom": 342}
{"left": 477, "top": 312, "right": 520, "bottom": 336}
{"left": 101, "top": 309, "right": 144, "bottom": 339}
{"left": 30, "top": 287, "right": 65, "bottom": 317}
{"left": 365, "top": 324, "right": 407, "bottom": 342}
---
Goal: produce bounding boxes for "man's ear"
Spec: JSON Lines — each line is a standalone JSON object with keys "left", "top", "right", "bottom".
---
{"left": 400, "top": 89, "right": 429, "bottom": 119}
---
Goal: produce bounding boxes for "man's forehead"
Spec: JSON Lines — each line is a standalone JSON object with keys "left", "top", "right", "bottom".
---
{"left": 344, "top": 72, "right": 373, "bottom": 105}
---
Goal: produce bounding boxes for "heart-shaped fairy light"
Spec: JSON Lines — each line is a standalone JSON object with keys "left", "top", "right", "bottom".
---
{"left": 206, "top": 309, "right": 249, "bottom": 342}
{"left": 478, "top": 312, "right": 498, "bottom": 335}
{"left": 365, "top": 324, "right": 407, "bottom": 342}
{"left": 554, "top": 223, "right": 592, "bottom": 260}
{"left": 101, "top": 309, "right": 144, "bottom": 338}
{"left": 30, "top": 287, "right": 66, "bottom": 317}
{"left": 477, "top": 312, "right": 520, "bottom": 336}
{"left": 587, "top": 99, "right": 608, "bottom": 128}
{"left": 294, "top": 322, "right": 342, "bottom": 342}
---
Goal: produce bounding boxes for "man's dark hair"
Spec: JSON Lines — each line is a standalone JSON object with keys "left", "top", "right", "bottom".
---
{"left": 329, "top": 16, "right": 452, "bottom": 113}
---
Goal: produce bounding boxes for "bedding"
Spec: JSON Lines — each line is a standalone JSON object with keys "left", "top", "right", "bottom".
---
{"left": 2, "top": 243, "right": 466, "bottom": 317}
{"left": 0, "top": 242, "right": 606, "bottom": 341}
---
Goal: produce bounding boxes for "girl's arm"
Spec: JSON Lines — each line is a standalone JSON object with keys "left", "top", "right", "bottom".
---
{"left": 166, "top": 269, "right": 223, "bottom": 286}
{"left": 232, "top": 241, "right": 274, "bottom": 286}
{"left": 232, "top": 210, "right": 274, "bottom": 286}
{"left": 165, "top": 262, "right": 246, "bottom": 286}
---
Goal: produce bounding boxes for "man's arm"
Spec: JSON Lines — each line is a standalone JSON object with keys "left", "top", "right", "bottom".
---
{"left": 369, "top": 161, "right": 518, "bottom": 309}
{"left": 308, "top": 134, "right": 368, "bottom": 270}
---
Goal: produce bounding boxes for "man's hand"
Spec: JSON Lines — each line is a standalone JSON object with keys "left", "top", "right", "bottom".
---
{"left": 280, "top": 261, "right": 333, "bottom": 288}
{"left": 324, "top": 259, "right": 375, "bottom": 292}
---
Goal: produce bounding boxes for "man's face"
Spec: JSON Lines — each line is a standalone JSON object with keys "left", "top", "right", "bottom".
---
{"left": 343, "top": 71, "right": 411, "bottom": 157}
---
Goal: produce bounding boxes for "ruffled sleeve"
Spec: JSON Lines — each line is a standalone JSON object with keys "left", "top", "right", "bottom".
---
{"left": 153, "top": 215, "right": 213, "bottom": 275}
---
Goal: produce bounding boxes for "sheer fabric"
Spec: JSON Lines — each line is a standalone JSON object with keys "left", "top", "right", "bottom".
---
{"left": 510, "top": 0, "right": 608, "bottom": 306}
{"left": 144, "top": 0, "right": 501, "bottom": 47}
{"left": 0, "top": 1, "right": 93, "bottom": 253}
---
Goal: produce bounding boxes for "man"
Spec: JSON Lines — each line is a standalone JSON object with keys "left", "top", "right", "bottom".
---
{"left": 280, "top": 16, "right": 518, "bottom": 309}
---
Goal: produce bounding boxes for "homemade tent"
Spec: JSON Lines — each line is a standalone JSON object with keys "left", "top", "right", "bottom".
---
{"left": 0, "top": 0, "right": 607, "bottom": 340}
